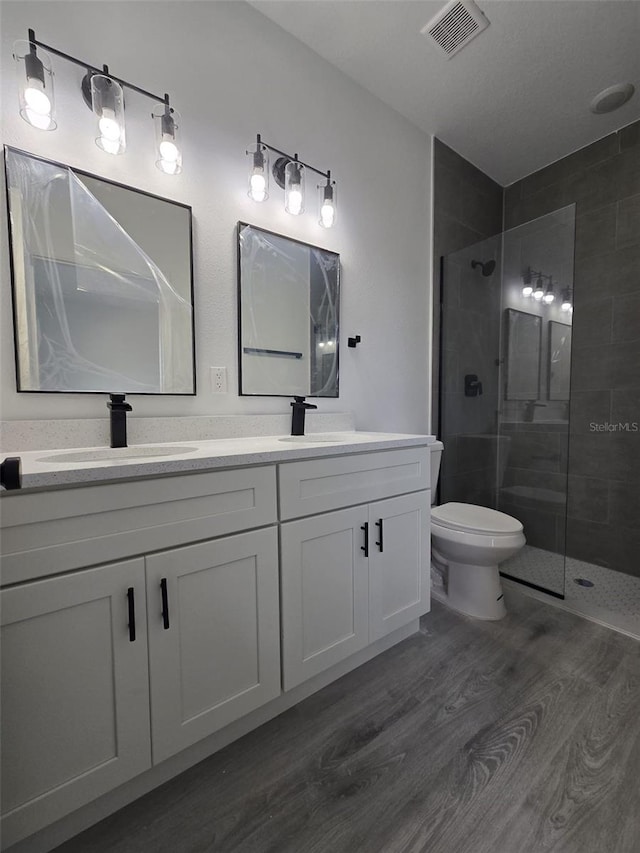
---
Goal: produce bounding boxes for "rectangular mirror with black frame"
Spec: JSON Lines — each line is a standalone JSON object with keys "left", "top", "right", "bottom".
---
{"left": 4, "top": 147, "right": 196, "bottom": 395}
{"left": 237, "top": 222, "right": 340, "bottom": 397}
{"left": 504, "top": 308, "right": 542, "bottom": 401}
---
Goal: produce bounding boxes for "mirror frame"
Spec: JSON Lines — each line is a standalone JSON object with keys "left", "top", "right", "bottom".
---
{"left": 236, "top": 221, "right": 340, "bottom": 398}
{"left": 504, "top": 308, "right": 542, "bottom": 401}
{"left": 4, "top": 146, "right": 197, "bottom": 396}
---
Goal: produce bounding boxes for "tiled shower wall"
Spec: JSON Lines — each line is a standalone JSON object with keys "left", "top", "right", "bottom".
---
{"left": 432, "top": 139, "right": 503, "bottom": 502}
{"left": 504, "top": 120, "right": 640, "bottom": 579}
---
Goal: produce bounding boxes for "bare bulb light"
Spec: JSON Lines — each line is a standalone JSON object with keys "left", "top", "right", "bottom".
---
{"left": 153, "top": 101, "right": 182, "bottom": 175}
{"left": 285, "top": 159, "right": 305, "bottom": 216}
{"left": 14, "top": 39, "right": 56, "bottom": 130}
{"left": 522, "top": 285, "right": 533, "bottom": 297}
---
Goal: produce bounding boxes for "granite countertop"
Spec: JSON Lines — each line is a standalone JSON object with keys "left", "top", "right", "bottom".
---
{"left": 1, "top": 432, "right": 436, "bottom": 492}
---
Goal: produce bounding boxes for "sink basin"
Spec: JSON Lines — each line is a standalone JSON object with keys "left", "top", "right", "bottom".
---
{"left": 37, "top": 446, "right": 197, "bottom": 463}
{"left": 279, "top": 434, "right": 348, "bottom": 444}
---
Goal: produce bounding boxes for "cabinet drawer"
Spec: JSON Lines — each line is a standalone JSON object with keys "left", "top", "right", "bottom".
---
{"left": 1, "top": 466, "right": 277, "bottom": 585}
{"left": 278, "top": 448, "right": 430, "bottom": 520}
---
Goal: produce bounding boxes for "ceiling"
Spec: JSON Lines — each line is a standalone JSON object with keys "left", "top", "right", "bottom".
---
{"left": 250, "top": 0, "right": 640, "bottom": 185}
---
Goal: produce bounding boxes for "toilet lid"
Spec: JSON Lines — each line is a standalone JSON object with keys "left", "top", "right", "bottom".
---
{"left": 431, "top": 502, "right": 523, "bottom": 535}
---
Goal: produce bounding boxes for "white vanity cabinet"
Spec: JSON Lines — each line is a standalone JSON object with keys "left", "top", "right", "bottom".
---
{"left": 0, "top": 438, "right": 433, "bottom": 851}
{"left": 145, "top": 527, "right": 281, "bottom": 764}
{"left": 279, "top": 448, "right": 431, "bottom": 690}
{"left": 0, "top": 559, "right": 152, "bottom": 848}
{"left": 0, "top": 465, "right": 280, "bottom": 849}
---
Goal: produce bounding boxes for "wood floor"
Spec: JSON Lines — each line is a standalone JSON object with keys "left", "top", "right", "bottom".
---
{"left": 54, "top": 590, "right": 640, "bottom": 853}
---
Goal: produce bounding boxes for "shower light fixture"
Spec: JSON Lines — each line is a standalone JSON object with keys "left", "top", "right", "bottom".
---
{"left": 246, "top": 134, "right": 337, "bottom": 227}
{"left": 13, "top": 29, "right": 182, "bottom": 174}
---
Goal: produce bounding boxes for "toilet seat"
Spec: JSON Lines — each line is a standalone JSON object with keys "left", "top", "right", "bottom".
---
{"left": 431, "top": 502, "right": 523, "bottom": 536}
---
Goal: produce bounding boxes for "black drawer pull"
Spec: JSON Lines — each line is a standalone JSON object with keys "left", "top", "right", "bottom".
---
{"left": 375, "top": 519, "right": 384, "bottom": 552}
{"left": 127, "top": 587, "right": 136, "bottom": 642}
{"left": 360, "top": 522, "right": 369, "bottom": 557}
{"left": 160, "top": 578, "right": 170, "bottom": 630}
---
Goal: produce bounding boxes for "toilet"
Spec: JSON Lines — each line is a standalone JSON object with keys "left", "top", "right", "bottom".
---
{"left": 429, "top": 440, "right": 525, "bottom": 620}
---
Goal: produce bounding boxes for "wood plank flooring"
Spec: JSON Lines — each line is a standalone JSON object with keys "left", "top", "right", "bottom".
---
{"left": 53, "top": 589, "right": 640, "bottom": 853}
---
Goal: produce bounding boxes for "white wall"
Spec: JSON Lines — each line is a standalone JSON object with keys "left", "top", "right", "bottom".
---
{"left": 0, "top": 1, "right": 432, "bottom": 433}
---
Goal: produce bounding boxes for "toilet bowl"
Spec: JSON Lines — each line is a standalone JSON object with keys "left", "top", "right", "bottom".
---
{"left": 429, "top": 441, "right": 525, "bottom": 620}
{"left": 431, "top": 502, "right": 525, "bottom": 620}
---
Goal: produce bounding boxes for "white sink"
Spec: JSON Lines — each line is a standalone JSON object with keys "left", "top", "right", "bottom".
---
{"left": 37, "top": 446, "right": 197, "bottom": 463}
{"left": 279, "top": 434, "right": 349, "bottom": 444}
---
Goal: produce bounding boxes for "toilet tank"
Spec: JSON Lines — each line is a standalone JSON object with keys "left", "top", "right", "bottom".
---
{"left": 429, "top": 441, "right": 443, "bottom": 505}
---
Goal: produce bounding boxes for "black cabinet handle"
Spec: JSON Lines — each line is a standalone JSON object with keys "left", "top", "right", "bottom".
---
{"left": 360, "top": 522, "right": 369, "bottom": 557}
{"left": 375, "top": 519, "right": 384, "bottom": 552}
{"left": 127, "top": 587, "right": 136, "bottom": 642}
{"left": 160, "top": 578, "right": 170, "bottom": 630}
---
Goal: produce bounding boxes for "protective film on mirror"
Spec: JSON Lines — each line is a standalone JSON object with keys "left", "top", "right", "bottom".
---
{"left": 5, "top": 148, "right": 195, "bottom": 394}
{"left": 238, "top": 223, "right": 339, "bottom": 397}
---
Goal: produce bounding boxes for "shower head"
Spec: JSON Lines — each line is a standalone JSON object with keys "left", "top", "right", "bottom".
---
{"left": 471, "top": 259, "right": 496, "bottom": 277}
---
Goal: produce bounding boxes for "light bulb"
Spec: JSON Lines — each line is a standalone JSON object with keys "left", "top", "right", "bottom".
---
{"left": 533, "top": 291, "right": 544, "bottom": 301}
{"left": 159, "top": 159, "right": 179, "bottom": 175}
{"left": 100, "top": 137, "right": 121, "bottom": 155}
{"left": 24, "top": 79, "right": 50, "bottom": 115}
{"left": 318, "top": 341, "right": 325, "bottom": 348}
{"left": 320, "top": 200, "right": 335, "bottom": 228}
{"left": 561, "top": 301, "right": 571, "bottom": 312}
{"left": 159, "top": 138, "right": 179, "bottom": 162}
{"left": 543, "top": 292, "right": 555, "bottom": 304}
{"left": 287, "top": 186, "right": 303, "bottom": 215}
{"left": 25, "top": 107, "right": 52, "bottom": 129}
{"left": 522, "top": 285, "right": 533, "bottom": 297}
{"left": 249, "top": 171, "right": 266, "bottom": 202}
{"left": 99, "top": 108, "right": 121, "bottom": 141}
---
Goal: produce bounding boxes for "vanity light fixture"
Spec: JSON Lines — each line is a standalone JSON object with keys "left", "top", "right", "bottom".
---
{"left": 13, "top": 38, "right": 56, "bottom": 130}
{"left": 521, "top": 266, "right": 533, "bottom": 297}
{"left": 543, "top": 277, "right": 555, "bottom": 304}
{"left": 561, "top": 287, "right": 573, "bottom": 312}
{"left": 13, "top": 29, "right": 182, "bottom": 174}
{"left": 284, "top": 156, "right": 305, "bottom": 215}
{"left": 246, "top": 134, "right": 337, "bottom": 227}
{"left": 533, "top": 276, "right": 545, "bottom": 301}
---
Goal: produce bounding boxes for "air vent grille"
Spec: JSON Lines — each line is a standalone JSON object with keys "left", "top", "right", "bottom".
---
{"left": 421, "top": 0, "right": 490, "bottom": 58}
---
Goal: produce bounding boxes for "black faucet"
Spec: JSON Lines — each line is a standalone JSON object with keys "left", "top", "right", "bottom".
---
{"left": 107, "top": 394, "right": 133, "bottom": 448}
{"left": 290, "top": 396, "right": 317, "bottom": 436}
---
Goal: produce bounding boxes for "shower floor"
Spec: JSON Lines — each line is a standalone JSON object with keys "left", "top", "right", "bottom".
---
{"left": 501, "top": 544, "right": 640, "bottom": 639}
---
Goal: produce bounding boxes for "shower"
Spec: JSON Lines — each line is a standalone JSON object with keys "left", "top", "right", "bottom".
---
{"left": 471, "top": 259, "right": 496, "bottom": 276}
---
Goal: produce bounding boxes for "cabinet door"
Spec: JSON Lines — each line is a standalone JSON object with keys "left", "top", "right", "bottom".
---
{"left": 1, "top": 560, "right": 151, "bottom": 849}
{"left": 146, "top": 527, "right": 281, "bottom": 764}
{"left": 369, "top": 491, "right": 430, "bottom": 642}
{"left": 281, "top": 506, "right": 369, "bottom": 691}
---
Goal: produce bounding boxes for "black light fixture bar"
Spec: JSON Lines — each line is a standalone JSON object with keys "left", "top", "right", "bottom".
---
{"left": 256, "top": 133, "right": 330, "bottom": 180}
{"left": 27, "top": 28, "right": 169, "bottom": 106}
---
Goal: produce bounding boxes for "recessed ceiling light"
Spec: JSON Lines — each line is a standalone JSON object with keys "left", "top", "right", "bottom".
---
{"left": 590, "top": 83, "right": 635, "bottom": 114}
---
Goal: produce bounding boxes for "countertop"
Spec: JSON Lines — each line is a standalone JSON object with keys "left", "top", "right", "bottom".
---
{"left": 1, "top": 431, "right": 436, "bottom": 492}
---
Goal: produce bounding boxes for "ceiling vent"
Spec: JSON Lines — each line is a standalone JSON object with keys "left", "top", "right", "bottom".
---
{"left": 421, "top": 0, "right": 490, "bottom": 59}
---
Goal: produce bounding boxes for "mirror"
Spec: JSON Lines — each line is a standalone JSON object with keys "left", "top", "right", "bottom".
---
{"left": 4, "top": 147, "right": 195, "bottom": 394}
{"left": 237, "top": 222, "right": 340, "bottom": 397}
{"left": 504, "top": 308, "right": 541, "bottom": 400}
{"left": 548, "top": 320, "right": 572, "bottom": 400}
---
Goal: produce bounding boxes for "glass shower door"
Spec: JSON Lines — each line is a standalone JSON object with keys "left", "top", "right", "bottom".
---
{"left": 439, "top": 204, "right": 576, "bottom": 598}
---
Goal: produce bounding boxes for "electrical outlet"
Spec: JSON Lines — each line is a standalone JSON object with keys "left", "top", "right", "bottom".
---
{"left": 210, "top": 366, "right": 228, "bottom": 394}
